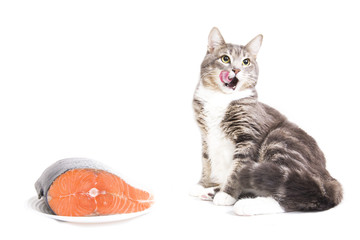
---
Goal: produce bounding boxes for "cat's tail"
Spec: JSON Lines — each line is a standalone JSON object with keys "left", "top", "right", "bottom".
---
{"left": 238, "top": 162, "right": 343, "bottom": 213}
{"left": 278, "top": 172, "right": 343, "bottom": 212}
{"left": 321, "top": 178, "right": 343, "bottom": 209}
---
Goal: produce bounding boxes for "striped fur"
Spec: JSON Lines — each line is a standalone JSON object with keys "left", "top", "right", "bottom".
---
{"left": 192, "top": 27, "right": 342, "bottom": 213}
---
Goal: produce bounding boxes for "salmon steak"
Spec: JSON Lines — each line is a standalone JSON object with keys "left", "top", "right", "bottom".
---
{"left": 35, "top": 158, "right": 154, "bottom": 217}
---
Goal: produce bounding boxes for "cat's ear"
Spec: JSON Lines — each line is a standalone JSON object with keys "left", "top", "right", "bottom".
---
{"left": 245, "top": 34, "right": 263, "bottom": 57}
{"left": 208, "top": 27, "right": 226, "bottom": 53}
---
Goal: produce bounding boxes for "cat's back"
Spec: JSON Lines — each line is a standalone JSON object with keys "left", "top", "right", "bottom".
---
{"left": 238, "top": 100, "right": 327, "bottom": 168}
{"left": 222, "top": 97, "right": 286, "bottom": 139}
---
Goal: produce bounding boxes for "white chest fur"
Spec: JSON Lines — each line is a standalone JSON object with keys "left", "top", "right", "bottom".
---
{"left": 195, "top": 84, "right": 253, "bottom": 185}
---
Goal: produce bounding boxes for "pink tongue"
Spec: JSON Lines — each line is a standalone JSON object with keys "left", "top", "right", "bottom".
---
{"left": 219, "top": 71, "right": 231, "bottom": 84}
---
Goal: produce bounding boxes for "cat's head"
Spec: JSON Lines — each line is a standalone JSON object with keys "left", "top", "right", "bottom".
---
{"left": 200, "top": 27, "right": 263, "bottom": 94}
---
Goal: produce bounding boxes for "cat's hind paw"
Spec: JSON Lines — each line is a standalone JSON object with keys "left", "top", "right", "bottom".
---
{"left": 233, "top": 197, "right": 285, "bottom": 216}
{"left": 213, "top": 192, "right": 237, "bottom": 206}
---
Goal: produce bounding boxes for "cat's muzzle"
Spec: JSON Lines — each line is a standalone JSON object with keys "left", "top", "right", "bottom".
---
{"left": 220, "top": 70, "right": 239, "bottom": 90}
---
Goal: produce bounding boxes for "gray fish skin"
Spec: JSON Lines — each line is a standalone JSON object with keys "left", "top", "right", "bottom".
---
{"left": 35, "top": 158, "right": 108, "bottom": 213}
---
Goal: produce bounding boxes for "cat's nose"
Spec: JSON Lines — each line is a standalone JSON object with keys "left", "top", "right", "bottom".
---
{"left": 232, "top": 68, "right": 240, "bottom": 74}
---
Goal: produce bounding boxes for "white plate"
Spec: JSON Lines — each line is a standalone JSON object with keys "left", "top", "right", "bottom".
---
{"left": 27, "top": 196, "right": 153, "bottom": 223}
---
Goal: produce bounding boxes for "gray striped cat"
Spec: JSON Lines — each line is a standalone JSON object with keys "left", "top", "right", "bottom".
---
{"left": 191, "top": 27, "right": 343, "bottom": 215}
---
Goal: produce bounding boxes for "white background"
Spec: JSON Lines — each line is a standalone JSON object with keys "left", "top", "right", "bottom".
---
{"left": 1, "top": 0, "right": 359, "bottom": 239}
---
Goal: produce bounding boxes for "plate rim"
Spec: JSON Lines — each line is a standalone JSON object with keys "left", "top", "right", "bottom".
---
{"left": 27, "top": 196, "right": 153, "bottom": 223}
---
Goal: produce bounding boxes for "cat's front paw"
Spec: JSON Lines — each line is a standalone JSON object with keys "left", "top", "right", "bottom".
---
{"left": 189, "top": 184, "right": 205, "bottom": 197}
{"left": 213, "top": 192, "right": 237, "bottom": 206}
{"left": 189, "top": 184, "right": 218, "bottom": 201}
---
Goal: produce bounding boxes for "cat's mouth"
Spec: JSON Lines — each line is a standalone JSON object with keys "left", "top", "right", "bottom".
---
{"left": 219, "top": 71, "right": 239, "bottom": 90}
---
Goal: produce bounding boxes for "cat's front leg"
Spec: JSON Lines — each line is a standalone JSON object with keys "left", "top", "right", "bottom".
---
{"left": 213, "top": 135, "right": 257, "bottom": 206}
{"left": 212, "top": 158, "right": 243, "bottom": 206}
{"left": 190, "top": 140, "right": 220, "bottom": 199}
{"left": 213, "top": 148, "right": 256, "bottom": 206}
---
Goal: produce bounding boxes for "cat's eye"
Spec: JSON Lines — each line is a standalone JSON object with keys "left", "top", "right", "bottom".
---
{"left": 242, "top": 58, "right": 250, "bottom": 66}
{"left": 221, "top": 55, "right": 231, "bottom": 64}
